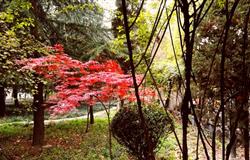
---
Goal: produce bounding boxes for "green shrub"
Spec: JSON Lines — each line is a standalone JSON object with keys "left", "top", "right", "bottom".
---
{"left": 111, "top": 105, "right": 174, "bottom": 160}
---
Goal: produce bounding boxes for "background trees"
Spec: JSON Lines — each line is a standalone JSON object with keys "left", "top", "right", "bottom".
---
{"left": 0, "top": 0, "right": 45, "bottom": 117}
{"left": 120, "top": 0, "right": 249, "bottom": 159}
{"left": 0, "top": 0, "right": 249, "bottom": 159}
{"left": 193, "top": 1, "right": 250, "bottom": 159}
{"left": 0, "top": 0, "right": 111, "bottom": 146}
{"left": 29, "top": 0, "right": 111, "bottom": 60}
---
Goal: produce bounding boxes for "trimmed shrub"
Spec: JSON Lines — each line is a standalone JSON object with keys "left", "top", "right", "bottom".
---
{"left": 111, "top": 106, "right": 173, "bottom": 160}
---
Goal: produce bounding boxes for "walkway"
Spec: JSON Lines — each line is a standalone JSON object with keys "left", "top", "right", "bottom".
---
{"left": 0, "top": 107, "right": 117, "bottom": 126}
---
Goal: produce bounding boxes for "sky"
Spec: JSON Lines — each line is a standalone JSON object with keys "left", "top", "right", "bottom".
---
{"left": 96, "top": 0, "right": 174, "bottom": 28}
{"left": 97, "top": 0, "right": 116, "bottom": 28}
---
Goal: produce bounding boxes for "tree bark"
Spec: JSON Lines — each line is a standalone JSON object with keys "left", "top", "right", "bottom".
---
{"left": 12, "top": 87, "right": 19, "bottom": 108}
{"left": 32, "top": 82, "right": 44, "bottom": 146}
{"left": 242, "top": 8, "right": 250, "bottom": 160}
{"left": 89, "top": 105, "right": 94, "bottom": 124}
{"left": 0, "top": 86, "right": 6, "bottom": 117}
{"left": 121, "top": 0, "right": 154, "bottom": 159}
{"left": 243, "top": 111, "right": 249, "bottom": 160}
{"left": 180, "top": 0, "right": 192, "bottom": 158}
{"left": 164, "top": 80, "right": 172, "bottom": 110}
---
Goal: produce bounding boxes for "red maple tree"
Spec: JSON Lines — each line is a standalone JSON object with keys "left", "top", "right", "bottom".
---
{"left": 18, "top": 44, "right": 156, "bottom": 114}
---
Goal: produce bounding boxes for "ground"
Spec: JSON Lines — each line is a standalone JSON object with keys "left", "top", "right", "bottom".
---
{"left": 0, "top": 119, "right": 129, "bottom": 160}
{"left": 0, "top": 110, "right": 245, "bottom": 160}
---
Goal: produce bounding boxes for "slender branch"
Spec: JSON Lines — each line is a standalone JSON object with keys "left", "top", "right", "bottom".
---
{"left": 168, "top": 22, "right": 184, "bottom": 87}
{"left": 121, "top": 1, "right": 155, "bottom": 159}
{"left": 128, "top": 0, "right": 145, "bottom": 30}
{"left": 138, "top": 6, "right": 176, "bottom": 87}
{"left": 142, "top": 53, "right": 183, "bottom": 155}
{"left": 135, "top": 0, "right": 166, "bottom": 68}
{"left": 176, "top": 6, "right": 185, "bottom": 65}
{"left": 219, "top": 1, "right": 240, "bottom": 159}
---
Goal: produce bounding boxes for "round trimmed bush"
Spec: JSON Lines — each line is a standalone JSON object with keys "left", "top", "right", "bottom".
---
{"left": 111, "top": 106, "right": 174, "bottom": 160}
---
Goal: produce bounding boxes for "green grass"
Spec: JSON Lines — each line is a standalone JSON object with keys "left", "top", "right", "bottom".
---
{"left": 0, "top": 117, "right": 180, "bottom": 160}
{"left": 0, "top": 118, "right": 130, "bottom": 160}
{"left": 0, "top": 103, "right": 113, "bottom": 124}
{"left": 2, "top": 114, "right": 227, "bottom": 160}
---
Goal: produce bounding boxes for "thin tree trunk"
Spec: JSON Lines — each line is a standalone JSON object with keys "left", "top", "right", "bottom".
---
{"left": 230, "top": 108, "right": 237, "bottom": 160}
{"left": 13, "top": 87, "right": 19, "bottom": 108}
{"left": 219, "top": 1, "right": 240, "bottom": 159}
{"left": 120, "top": 99, "right": 124, "bottom": 108}
{"left": 180, "top": 0, "right": 192, "bottom": 158}
{"left": 226, "top": 103, "right": 243, "bottom": 160}
{"left": 243, "top": 111, "right": 249, "bottom": 160}
{"left": 121, "top": 0, "right": 155, "bottom": 159}
{"left": 98, "top": 99, "right": 114, "bottom": 160}
{"left": 225, "top": 105, "right": 237, "bottom": 160}
{"left": 164, "top": 79, "right": 172, "bottom": 110}
{"left": 85, "top": 107, "right": 90, "bottom": 133}
{"left": 242, "top": 8, "right": 250, "bottom": 160}
{"left": 230, "top": 136, "right": 237, "bottom": 159}
{"left": 32, "top": 82, "right": 44, "bottom": 146}
{"left": 89, "top": 105, "right": 94, "bottom": 124}
{"left": 0, "top": 86, "right": 6, "bottom": 117}
{"left": 107, "top": 110, "right": 113, "bottom": 160}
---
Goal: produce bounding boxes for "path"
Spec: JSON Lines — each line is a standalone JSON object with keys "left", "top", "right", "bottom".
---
{"left": 0, "top": 107, "right": 117, "bottom": 126}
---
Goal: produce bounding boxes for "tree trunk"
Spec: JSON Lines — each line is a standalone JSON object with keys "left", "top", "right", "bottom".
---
{"left": 12, "top": 87, "right": 19, "bottom": 108}
{"left": 164, "top": 80, "right": 173, "bottom": 110}
{"left": 89, "top": 105, "right": 94, "bottom": 124}
{"left": 120, "top": 99, "right": 124, "bottom": 108}
{"left": 242, "top": 8, "right": 250, "bottom": 160}
{"left": 85, "top": 108, "right": 90, "bottom": 133}
{"left": 230, "top": 140, "right": 237, "bottom": 159}
{"left": 0, "top": 86, "right": 6, "bottom": 117}
{"left": 230, "top": 113, "right": 237, "bottom": 159}
{"left": 121, "top": 0, "right": 154, "bottom": 159}
{"left": 243, "top": 109, "right": 249, "bottom": 160}
{"left": 181, "top": 1, "right": 192, "bottom": 158}
{"left": 32, "top": 82, "right": 44, "bottom": 146}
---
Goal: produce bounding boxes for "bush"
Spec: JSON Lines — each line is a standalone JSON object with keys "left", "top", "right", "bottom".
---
{"left": 111, "top": 105, "right": 174, "bottom": 160}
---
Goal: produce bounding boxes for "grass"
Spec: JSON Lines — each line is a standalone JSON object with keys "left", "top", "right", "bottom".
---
{"left": 1, "top": 115, "right": 228, "bottom": 160}
{"left": 0, "top": 116, "right": 182, "bottom": 160}
{"left": 0, "top": 103, "right": 112, "bottom": 124}
{"left": 0, "top": 118, "right": 130, "bottom": 160}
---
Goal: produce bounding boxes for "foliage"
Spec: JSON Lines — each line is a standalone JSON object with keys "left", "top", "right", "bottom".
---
{"left": 18, "top": 45, "right": 130, "bottom": 112}
{"left": 111, "top": 105, "right": 173, "bottom": 160}
{"left": 35, "top": 0, "right": 110, "bottom": 60}
{"left": 193, "top": 1, "right": 250, "bottom": 126}
{"left": 0, "top": 0, "right": 46, "bottom": 88}
{"left": 18, "top": 45, "right": 156, "bottom": 114}
{"left": 152, "top": 60, "right": 183, "bottom": 85}
{"left": 111, "top": 0, "right": 156, "bottom": 73}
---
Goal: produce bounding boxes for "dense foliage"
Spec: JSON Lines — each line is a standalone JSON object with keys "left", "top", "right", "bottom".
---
{"left": 18, "top": 45, "right": 156, "bottom": 114}
{"left": 111, "top": 106, "right": 173, "bottom": 160}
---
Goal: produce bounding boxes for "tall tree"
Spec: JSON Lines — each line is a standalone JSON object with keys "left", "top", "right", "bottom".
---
{"left": 29, "top": 0, "right": 110, "bottom": 60}
{"left": 175, "top": 0, "right": 214, "bottom": 159}
{"left": 193, "top": 0, "right": 249, "bottom": 159}
{"left": 0, "top": 0, "right": 45, "bottom": 117}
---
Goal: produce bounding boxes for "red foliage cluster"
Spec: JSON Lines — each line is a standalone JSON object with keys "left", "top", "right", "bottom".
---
{"left": 18, "top": 44, "right": 156, "bottom": 113}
